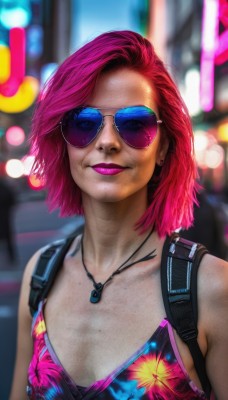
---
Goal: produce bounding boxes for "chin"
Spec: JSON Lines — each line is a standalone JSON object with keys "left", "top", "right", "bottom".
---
{"left": 83, "top": 185, "right": 147, "bottom": 205}
{"left": 92, "top": 192, "right": 128, "bottom": 203}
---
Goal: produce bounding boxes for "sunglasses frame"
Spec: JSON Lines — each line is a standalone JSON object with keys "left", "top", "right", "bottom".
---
{"left": 60, "top": 105, "right": 163, "bottom": 149}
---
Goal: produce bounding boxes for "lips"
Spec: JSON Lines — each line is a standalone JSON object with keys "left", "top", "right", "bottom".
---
{"left": 92, "top": 163, "right": 127, "bottom": 175}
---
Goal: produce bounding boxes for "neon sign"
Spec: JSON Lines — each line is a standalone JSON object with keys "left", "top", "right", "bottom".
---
{"left": 200, "top": 0, "right": 228, "bottom": 112}
{"left": 215, "top": 0, "right": 228, "bottom": 65}
{"left": 0, "top": 27, "right": 39, "bottom": 113}
{"left": 200, "top": 0, "right": 219, "bottom": 112}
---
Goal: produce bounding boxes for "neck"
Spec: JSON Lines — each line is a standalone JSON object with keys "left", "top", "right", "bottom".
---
{"left": 81, "top": 227, "right": 156, "bottom": 304}
{"left": 83, "top": 191, "right": 154, "bottom": 274}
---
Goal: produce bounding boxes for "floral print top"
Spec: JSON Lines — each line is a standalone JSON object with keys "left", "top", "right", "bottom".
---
{"left": 27, "top": 301, "right": 210, "bottom": 399}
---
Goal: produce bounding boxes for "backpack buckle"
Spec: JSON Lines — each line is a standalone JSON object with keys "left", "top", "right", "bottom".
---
{"left": 177, "top": 326, "right": 198, "bottom": 342}
{"left": 30, "top": 275, "right": 46, "bottom": 290}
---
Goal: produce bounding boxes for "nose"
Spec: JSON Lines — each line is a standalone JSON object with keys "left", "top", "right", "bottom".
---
{"left": 95, "top": 115, "right": 121, "bottom": 152}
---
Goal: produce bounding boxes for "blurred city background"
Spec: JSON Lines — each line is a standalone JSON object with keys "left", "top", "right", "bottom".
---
{"left": 0, "top": 0, "right": 227, "bottom": 398}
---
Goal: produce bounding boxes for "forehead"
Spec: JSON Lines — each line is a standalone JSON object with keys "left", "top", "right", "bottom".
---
{"left": 88, "top": 68, "right": 158, "bottom": 113}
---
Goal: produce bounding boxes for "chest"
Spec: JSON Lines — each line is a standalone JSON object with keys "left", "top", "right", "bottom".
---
{"left": 44, "top": 260, "right": 165, "bottom": 385}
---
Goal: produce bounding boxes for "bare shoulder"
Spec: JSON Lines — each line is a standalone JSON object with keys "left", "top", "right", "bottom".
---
{"left": 20, "top": 247, "right": 44, "bottom": 306}
{"left": 9, "top": 248, "right": 46, "bottom": 400}
{"left": 197, "top": 253, "right": 228, "bottom": 398}
{"left": 198, "top": 253, "right": 228, "bottom": 314}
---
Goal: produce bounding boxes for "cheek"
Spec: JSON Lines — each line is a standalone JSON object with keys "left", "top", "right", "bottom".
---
{"left": 67, "top": 148, "right": 83, "bottom": 179}
{"left": 138, "top": 141, "right": 160, "bottom": 173}
{"left": 133, "top": 153, "right": 157, "bottom": 187}
{"left": 67, "top": 145, "right": 84, "bottom": 167}
{"left": 137, "top": 144, "right": 161, "bottom": 185}
{"left": 142, "top": 157, "right": 156, "bottom": 181}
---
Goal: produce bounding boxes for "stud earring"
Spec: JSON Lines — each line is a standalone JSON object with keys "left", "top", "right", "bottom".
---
{"left": 159, "top": 159, "right": 164, "bottom": 166}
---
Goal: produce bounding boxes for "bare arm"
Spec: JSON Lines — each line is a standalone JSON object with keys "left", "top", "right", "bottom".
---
{"left": 199, "top": 255, "right": 228, "bottom": 400}
{"left": 9, "top": 251, "right": 41, "bottom": 400}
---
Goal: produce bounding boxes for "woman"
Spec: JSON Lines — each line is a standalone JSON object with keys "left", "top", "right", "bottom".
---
{"left": 10, "top": 30, "right": 228, "bottom": 400}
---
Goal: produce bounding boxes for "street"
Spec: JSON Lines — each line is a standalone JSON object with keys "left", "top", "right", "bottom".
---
{"left": 0, "top": 199, "right": 82, "bottom": 400}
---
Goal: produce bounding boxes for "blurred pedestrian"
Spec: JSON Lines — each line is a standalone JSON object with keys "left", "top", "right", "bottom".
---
{"left": 0, "top": 176, "right": 17, "bottom": 263}
{"left": 181, "top": 190, "right": 227, "bottom": 259}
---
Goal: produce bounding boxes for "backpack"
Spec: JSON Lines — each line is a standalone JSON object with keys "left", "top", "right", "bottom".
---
{"left": 29, "top": 225, "right": 211, "bottom": 398}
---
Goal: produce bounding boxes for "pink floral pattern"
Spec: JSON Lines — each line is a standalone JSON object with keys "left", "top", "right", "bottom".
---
{"left": 27, "top": 301, "right": 208, "bottom": 399}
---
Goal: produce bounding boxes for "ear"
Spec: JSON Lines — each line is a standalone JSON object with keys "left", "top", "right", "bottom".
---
{"left": 156, "top": 134, "right": 169, "bottom": 166}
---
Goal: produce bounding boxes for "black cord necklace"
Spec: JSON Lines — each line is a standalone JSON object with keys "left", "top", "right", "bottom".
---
{"left": 81, "top": 228, "right": 156, "bottom": 304}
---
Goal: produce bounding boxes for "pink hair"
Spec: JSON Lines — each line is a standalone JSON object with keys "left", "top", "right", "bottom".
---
{"left": 31, "top": 30, "right": 198, "bottom": 237}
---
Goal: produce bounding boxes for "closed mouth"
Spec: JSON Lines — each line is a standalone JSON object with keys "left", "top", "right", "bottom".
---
{"left": 92, "top": 163, "right": 126, "bottom": 169}
{"left": 92, "top": 163, "right": 127, "bottom": 175}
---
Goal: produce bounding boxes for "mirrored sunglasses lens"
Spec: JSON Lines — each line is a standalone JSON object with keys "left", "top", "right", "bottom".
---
{"left": 115, "top": 106, "right": 158, "bottom": 148}
{"left": 62, "top": 108, "right": 102, "bottom": 147}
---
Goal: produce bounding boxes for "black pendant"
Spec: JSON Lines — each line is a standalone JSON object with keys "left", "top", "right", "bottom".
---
{"left": 90, "top": 289, "right": 102, "bottom": 303}
{"left": 90, "top": 283, "right": 103, "bottom": 304}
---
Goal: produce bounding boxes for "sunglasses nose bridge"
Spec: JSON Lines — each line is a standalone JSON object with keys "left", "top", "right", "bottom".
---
{"left": 95, "top": 113, "right": 121, "bottom": 147}
{"left": 102, "top": 114, "right": 118, "bottom": 133}
{"left": 102, "top": 113, "right": 115, "bottom": 121}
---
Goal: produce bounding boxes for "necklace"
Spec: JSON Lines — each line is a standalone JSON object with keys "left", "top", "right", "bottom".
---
{"left": 81, "top": 228, "right": 156, "bottom": 304}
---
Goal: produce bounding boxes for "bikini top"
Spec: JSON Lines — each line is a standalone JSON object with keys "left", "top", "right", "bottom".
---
{"left": 27, "top": 300, "right": 210, "bottom": 400}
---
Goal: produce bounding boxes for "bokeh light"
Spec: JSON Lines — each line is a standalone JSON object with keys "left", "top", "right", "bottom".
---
{"left": 218, "top": 121, "right": 228, "bottom": 142}
{"left": 194, "top": 129, "right": 220, "bottom": 169}
{"left": 22, "top": 154, "right": 35, "bottom": 176}
{"left": 0, "top": 0, "right": 31, "bottom": 29}
{"left": 5, "top": 159, "right": 24, "bottom": 178}
{"left": 27, "top": 174, "right": 45, "bottom": 190}
{"left": 184, "top": 68, "right": 201, "bottom": 116}
{"left": 205, "top": 144, "right": 224, "bottom": 169}
{"left": 194, "top": 130, "right": 209, "bottom": 152}
{"left": 5, "top": 126, "right": 25, "bottom": 146}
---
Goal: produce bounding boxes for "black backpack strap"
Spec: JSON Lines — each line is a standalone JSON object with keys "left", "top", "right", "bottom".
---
{"left": 161, "top": 233, "right": 211, "bottom": 398}
{"left": 29, "top": 222, "right": 84, "bottom": 316}
{"left": 29, "top": 236, "right": 75, "bottom": 316}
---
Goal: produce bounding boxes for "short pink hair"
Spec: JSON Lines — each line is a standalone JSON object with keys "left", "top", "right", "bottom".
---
{"left": 31, "top": 30, "right": 198, "bottom": 237}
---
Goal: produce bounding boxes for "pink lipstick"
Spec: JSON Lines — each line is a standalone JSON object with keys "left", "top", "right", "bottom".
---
{"left": 92, "top": 163, "right": 126, "bottom": 175}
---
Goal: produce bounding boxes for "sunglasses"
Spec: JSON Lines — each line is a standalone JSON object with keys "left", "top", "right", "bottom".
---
{"left": 60, "top": 105, "right": 162, "bottom": 149}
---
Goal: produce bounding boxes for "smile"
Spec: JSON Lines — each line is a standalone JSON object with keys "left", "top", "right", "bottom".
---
{"left": 92, "top": 163, "right": 127, "bottom": 175}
